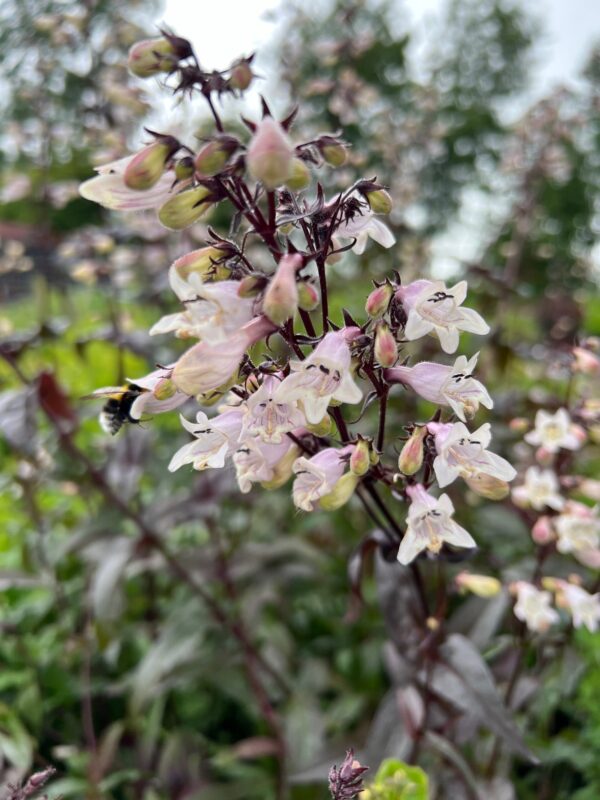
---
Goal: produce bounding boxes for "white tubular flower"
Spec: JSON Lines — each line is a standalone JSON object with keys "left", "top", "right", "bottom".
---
{"left": 241, "top": 375, "right": 305, "bottom": 444}
{"left": 275, "top": 329, "right": 362, "bottom": 424}
{"left": 554, "top": 503, "right": 600, "bottom": 554}
{"left": 557, "top": 582, "right": 600, "bottom": 632}
{"left": 233, "top": 438, "right": 295, "bottom": 494}
{"left": 150, "top": 280, "right": 255, "bottom": 343}
{"left": 292, "top": 446, "right": 354, "bottom": 512}
{"left": 396, "top": 279, "right": 490, "bottom": 354}
{"left": 79, "top": 155, "right": 179, "bottom": 211}
{"left": 335, "top": 211, "right": 395, "bottom": 255}
{"left": 513, "top": 581, "right": 559, "bottom": 633}
{"left": 168, "top": 408, "right": 243, "bottom": 472}
{"left": 386, "top": 353, "right": 493, "bottom": 422}
{"left": 428, "top": 421, "right": 516, "bottom": 488}
{"left": 512, "top": 466, "right": 565, "bottom": 511}
{"left": 397, "top": 484, "right": 476, "bottom": 565}
{"left": 524, "top": 408, "right": 585, "bottom": 453}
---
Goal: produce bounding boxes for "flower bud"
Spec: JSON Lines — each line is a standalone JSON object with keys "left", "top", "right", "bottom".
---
{"left": 175, "top": 156, "right": 195, "bottom": 181}
{"left": 229, "top": 59, "right": 254, "bottom": 91}
{"left": 532, "top": 516, "right": 555, "bottom": 545}
{"left": 297, "top": 281, "right": 320, "bottom": 311}
{"left": 194, "top": 136, "right": 238, "bottom": 177}
{"left": 172, "top": 246, "right": 230, "bottom": 283}
{"left": 509, "top": 417, "right": 529, "bottom": 433}
{"left": 464, "top": 472, "right": 510, "bottom": 500}
{"left": 127, "top": 37, "right": 182, "bottom": 78}
{"left": 320, "top": 141, "right": 348, "bottom": 167}
{"left": 124, "top": 138, "right": 178, "bottom": 190}
{"left": 319, "top": 471, "right": 359, "bottom": 511}
{"left": 398, "top": 426, "right": 426, "bottom": 475}
{"left": 455, "top": 572, "right": 502, "bottom": 598}
{"left": 305, "top": 413, "right": 333, "bottom": 436}
{"left": 374, "top": 323, "right": 397, "bottom": 368}
{"left": 573, "top": 346, "right": 600, "bottom": 375}
{"left": 238, "top": 274, "right": 268, "bottom": 298}
{"left": 153, "top": 377, "right": 177, "bottom": 401}
{"left": 350, "top": 439, "right": 371, "bottom": 476}
{"left": 246, "top": 117, "right": 294, "bottom": 189}
{"left": 158, "top": 185, "right": 212, "bottom": 230}
{"left": 286, "top": 158, "right": 311, "bottom": 191}
{"left": 262, "top": 254, "right": 301, "bottom": 326}
{"left": 365, "top": 188, "right": 393, "bottom": 215}
{"left": 365, "top": 283, "right": 393, "bottom": 318}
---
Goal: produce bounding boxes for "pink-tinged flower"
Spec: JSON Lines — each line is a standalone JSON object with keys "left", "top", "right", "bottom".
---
{"left": 79, "top": 155, "right": 178, "bottom": 211}
{"left": 386, "top": 353, "right": 492, "bottom": 422}
{"left": 554, "top": 503, "right": 600, "bottom": 554}
{"left": 126, "top": 366, "right": 188, "bottom": 418}
{"left": 234, "top": 437, "right": 295, "bottom": 493}
{"left": 275, "top": 329, "right": 362, "bottom": 424}
{"left": 524, "top": 408, "right": 585, "bottom": 453}
{"left": 150, "top": 280, "right": 255, "bottom": 343}
{"left": 428, "top": 421, "right": 516, "bottom": 488}
{"left": 335, "top": 211, "right": 395, "bottom": 255}
{"left": 572, "top": 346, "right": 600, "bottom": 375}
{"left": 556, "top": 582, "right": 600, "bottom": 632}
{"left": 241, "top": 375, "right": 305, "bottom": 444}
{"left": 512, "top": 466, "right": 564, "bottom": 511}
{"left": 397, "top": 484, "right": 476, "bottom": 565}
{"left": 262, "top": 254, "right": 301, "bottom": 326}
{"left": 512, "top": 581, "right": 559, "bottom": 633}
{"left": 396, "top": 279, "right": 489, "bottom": 354}
{"left": 172, "top": 315, "right": 276, "bottom": 396}
{"left": 246, "top": 117, "right": 294, "bottom": 189}
{"left": 168, "top": 408, "right": 243, "bottom": 472}
{"left": 292, "top": 445, "right": 354, "bottom": 512}
{"left": 531, "top": 516, "right": 555, "bottom": 545}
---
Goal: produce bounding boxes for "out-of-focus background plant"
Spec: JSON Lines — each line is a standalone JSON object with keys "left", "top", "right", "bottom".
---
{"left": 1, "top": 1, "right": 599, "bottom": 798}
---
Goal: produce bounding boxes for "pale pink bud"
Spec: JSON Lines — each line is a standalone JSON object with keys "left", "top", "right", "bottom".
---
{"left": 127, "top": 37, "right": 181, "bottom": 78}
{"left": 532, "top": 516, "right": 555, "bottom": 545}
{"left": 535, "top": 446, "right": 554, "bottom": 467}
{"left": 247, "top": 117, "right": 294, "bottom": 189}
{"left": 374, "top": 323, "right": 397, "bottom": 368}
{"left": 398, "top": 427, "right": 426, "bottom": 475}
{"left": 350, "top": 439, "right": 370, "bottom": 476}
{"left": 365, "top": 283, "right": 393, "bottom": 318}
{"left": 509, "top": 417, "right": 529, "bottom": 432}
{"left": 124, "top": 138, "right": 178, "bottom": 190}
{"left": 229, "top": 59, "right": 254, "bottom": 91}
{"left": 297, "top": 281, "right": 320, "bottom": 311}
{"left": 573, "top": 346, "right": 600, "bottom": 375}
{"left": 262, "top": 254, "right": 301, "bottom": 326}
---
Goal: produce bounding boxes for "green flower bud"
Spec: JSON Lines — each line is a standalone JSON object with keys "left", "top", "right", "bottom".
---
{"left": 321, "top": 142, "right": 348, "bottom": 167}
{"left": 194, "top": 136, "right": 238, "bottom": 177}
{"left": 175, "top": 156, "right": 195, "bottom": 181}
{"left": 350, "top": 439, "right": 371, "bottom": 476}
{"left": 238, "top": 274, "right": 268, "bottom": 297}
{"left": 127, "top": 37, "right": 177, "bottom": 78}
{"left": 297, "top": 281, "right": 320, "bottom": 311}
{"left": 285, "top": 158, "right": 311, "bottom": 191}
{"left": 229, "top": 60, "right": 254, "bottom": 91}
{"left": 366, "top": 188, "right": 393, "bottom": 215}
{"left": 158, "top": 185, "right": 212, "bottom": 230}
{"left": 124, "top": 138, "right": 178, "bottom": 190}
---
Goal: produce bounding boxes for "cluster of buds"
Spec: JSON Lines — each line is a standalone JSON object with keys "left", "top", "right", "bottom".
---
{"left": 79, "top": 32, "right": 510, "bottom": 579}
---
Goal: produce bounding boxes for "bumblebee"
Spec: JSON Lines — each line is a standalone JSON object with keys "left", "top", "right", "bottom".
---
{"left": 83, "top": 383, "right": 147, "bottom": 435}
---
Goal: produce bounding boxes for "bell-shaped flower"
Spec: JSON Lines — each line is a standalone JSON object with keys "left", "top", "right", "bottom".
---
{"left": 234, "top": 437, "right": 296, "bottom": 494}
{"left": 150, "top": 280, "right": 255, "bottom": 343}
{"left": 79, "top": 154, "right": 179, "bottom": 211}
{"left": 554, "top": 502, "right": 600, "bottom": 554}
{"left": 274, "top": 329, "right": 362, "bottom": 424}
{"left": 172, "top": 315, "right": 276, "bottom": 396}
{"left": 512, "top": 581, "right": 559, "bottom": 633}
{"left": 241, "top": 375, "right": 305, "bottom": 444}
{"left": 556, "top": 581, "right": 600, "bottom": 632}
{"left": 512, "top": 466, "right": 564, "bottom": 511}
{"left": 524, "top": 408, "right": 585, "bottom": 453}
{"left": 292, "top": 445, "right": 355, "bottom": 512}
{"left": 386, "top": 353, "right": 492, "bottom": 422}
{"left": 168, "top": 408, "right": 244, "bottom": 472}
{"left": 397, "top": 484, "right": 476, "bottom": 565}
{"left": 428, "top": 421, "right": 516, "bottom": 488}
{"left": 335, "top": 211, "right": 395, "bottom": 255}
{"left": 396, "top": 279, "right": 490, "bottom": 354}
{"left": 127, "top": 366, "right": 189, "bottom": 418}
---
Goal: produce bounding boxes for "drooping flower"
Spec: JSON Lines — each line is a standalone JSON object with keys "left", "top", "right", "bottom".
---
{"left": 234, "top": 437, "right": 297, "bottom": 494}
{"left": 275, "top": 329, "right": 362, "bottom": 424}
{"left": 524, "top": 408, "right": 585, "bottom": 453}
{"left": 241, "top": 375, "right": 305, "bottom": 444}
{"left": 396, "top": 279, "right": 490, "bottom": 354}
{"left": 512, "top": 581, "right": 559, "bottom": 633}
{"left": 150, "top": 280, "right": 255, "bottom": 343}
{"left": 512, "top": 466, "right": 564, "bottom": 511}
{"left": 397, "top": 484, "right": 476, "bottom": 565}
{"left": 168, "top": 408, "right": 244, "bottom": 472}
{"left": 385, "top": 353, "right": 493, "bottom": 422}
{"left": 172, "top": 315, "right": 276, "bottom": 396}
{"left": 292, "top": 445, "right": 355, "bottom": 512}
{"left": 554, "top": 503, "right": 600, "bottom": 554}
{"left": 335, "top": 211, "right": 395, "bottom": 255}
{"left": 428, "top": 421, "right": 516, "bottom": 488}
{"left": 556, "top": 581, "right": 600, "bottom": 632}
{"left": 79, "top": 155, "right": 178, "bottom": 211}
